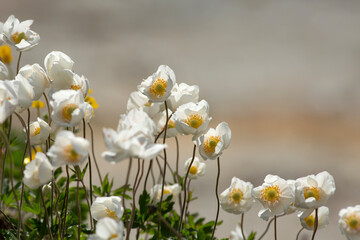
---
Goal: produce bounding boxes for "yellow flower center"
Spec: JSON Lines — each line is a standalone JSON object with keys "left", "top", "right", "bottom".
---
{"left": 184, "top": 114, "right": 203, "bottom": 129}
{"left": 202, "top": 136, "right": 221, "bottom": 155}
{"left": 11, "top": 32, "right": 28, "bottom": 44}
{"left": 189, "top": 165, "right": 198, "bottom": 175}
{"left": 24, "top": 147, "right": 41, "bottom": 165}
{"left": 105, "top": 209, "right": 119, "bottom": 221}
{"left": 149, "top": 78, "right": 167, "bottom": 98}
{"left": 167, "top": 120, "right": 175, "bottom": 129}
{"left": 62, "top": 104, "right": 79, "bottom": 122}
{"left": 32, "top": 100, "right": 45, "bottom": 109}
{"left": 34, "top": 126, "right": 41, "bottom": 136}
{"left": 305, "top": 215, "right": 315, "bottom": 228}
{"left": 346, "top": 215, "right": 360, "bottom": 230}
{"left": 163, "top": 189, "right": 171, "bottom": 195}
{"left": 0, "top": 45, "right": 12, "bottom": 64}
{"left": 144, "top": 102, "right": 152, "bottom": 107}
{"left": 85, "top": 96, "right": 99, "bottom": 109}
{"left": 70, "top": 85, "right": 82, "bottom": 91}
{"left": 109, "top": 234, "right": 118, "bottom": 239}
{"left": 261, "top": 185, "right": 280, "bottom": 204}
{"left": 229, "top": 188, "right": 244, "bottom": 204}
{"left": 303, "top": 187, "right": 320, "bottom": 201}
{"left": 64, "top": 145, "right": 80, "bottom": 163}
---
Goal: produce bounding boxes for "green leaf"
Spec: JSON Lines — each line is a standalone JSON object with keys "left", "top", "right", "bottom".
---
{"left": 247, "top": 232, "right": 256, "bottom": 240}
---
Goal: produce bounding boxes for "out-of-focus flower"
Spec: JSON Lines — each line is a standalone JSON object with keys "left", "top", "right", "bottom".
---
{"left": 24, "top": 146, "right": 42, "bottom": 165}
{"left": 184, "top": 157, "right": 206, "bottom": 180}
{"left": 50, "top": 89, "right": 92, "bottom": 127}
{"left": 127, "top": 91, "right": 161, "bottom": 118}
{"left": 167, "top": 83, "right": 199, "bottom": 112}
{"left": 0, "top": 80, "right": 17, "bottom": 123}
{"left": 229, "top": 225, "right": 244, "bottom": 240}
{"left": 339, "top": 205, "right": 360, "bottom": 240}
{"left": 0, "top": 45, "right": 12, "bottom": 64}
{"left": 150, "top": 183, "right": 181, "bottom": 203}
{"left": 91, "top": 196, "right": 124, "bottom": 221}
{"left": 253, "top": 174, "right": 294, "bottom": 220}
{"left": 299, "top": 206, "right": 329, "bottom": 230}
{"left": 47, "top": 130, "right": 89, "bottom": 167}
{"left": 32, "top": 100, "right": 44, "bottom": 109}
{"left": 88, "top": 217, "right": 125, "bottom": 240}
{"left": 13, "top": 74, "right": 34, "bottom": 111}
{"left": 295, "top": 171, "right": 335, "bottom": 210}
{"left": 0, "top": 61, "right": 9, "bottom": 80}
{"left": 152, "top": 109, "right": 178, "bottom": 138}
{"left": 0, "top": 15, "right": 40, "bottom": 51}
{"left": 23, "top": 152, "right": 52, "bottom": 189}
{"left": 284, "top": 180, "right": 297, "bottom": 215}
{"left": 18, "top": 64, "right": 49, "bottom": 100}
{"left": 138, "top": 65, "right": 176, "bottom": 103}
{"left": 220, "top": 177, "right": 253, "bottom": 215}
{"left": 85, "top": 96, "right": 98, "bottom": 109}
{"left": 197, "top": 122, "right": 231, "bottom": 160}
{"left": 29, "top": 117, "right": 51, "bottom": 145}
{"left": 174, "top": 100, "right": 211, "bottom": 138}
{"left": 117, "top": 109, "right": 156, "bottom": 139}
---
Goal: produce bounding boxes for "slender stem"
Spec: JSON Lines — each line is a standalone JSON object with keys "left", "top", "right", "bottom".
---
{"left": 123, "top": 158, "right": 132, "bottom": 226}
{"left": 88, "top": 123, "right": 102, "bottom": 183}
{"left": 157, "top": 214, "right": 183, "bottom": 239}
{"left": 155, "top": 157, "right": 164, "bottom": 178}
{"left": 40, "top": 187, "right": 53, "bottom": 240}
{"left": 75, "top": 166, "right": 93, "bottom": 229}
{"left": 76, "top": 177, "right": 81, "bottom": 240}
{"left": 184, "top": 179, "right": 191, "bottom": 225}
{"left": 240, "top": 213, "right": 246, "bottom": 240}
{"left": 53, "top": 177, "right": 64, "bottom": 240}
{"left": 43, "top": 93, "right": 52, "bottom": 126}
{"left": 0, "top": 115, "right": 12, "bottom": 207}
{"left": 174, "top": 136, "right": 182, "bottom": 213}
{"left": 143, "top": 159, "right": 153, "bottom": 191}
{"left": 150, "top": 161, "right": 155, "bottom": 186}
{"left": 296, "top": 227, "right": 305, "bottom": 240}
{"left": 16, "top": 51, "right": 22, "bottom": 74}
{"left": 311, "top": 208, "right": 319, "bottom": 240}
{"left": 274, "top": 215, "right": 277, "bottom": 240}
{"left": 210, "top": 157, "right": 221, "bottom": 240}
{"left": 258, "top": 218, "right": 274, "bottom": 240}
{"left": 62, "top": 165, "right": 70, "bottom": 238}
{"left": 179, "top": 144, "right": 196, "bottom": 231}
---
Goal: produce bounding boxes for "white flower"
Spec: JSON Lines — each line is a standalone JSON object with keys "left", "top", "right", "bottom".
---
{"left": 339, "top": 205, "right": 360, "bottom": 240}
{"left": 91, "top": 196, "right": 124, "bottom": 221}
{"left": 174, "top": 100, "right": 211, "bottom": 138}
{"left": 150, "top": 183, "right": 181, "bottom": 203}
{"left": 229, "top": 225, "right": 244, "bottom": 240}
{"left": 295, "top": 171, "right": 336, "bottom": 209}
{"left": 0, "top": 61, "right": 9, "bottom": 80}
{"left": 167, "top": 83, "right": 199, "bottom": 112}
{"left": 299, "top": 206, "right": 329, "bottom": 230}
{"left": 47, "top": 130, "right": 89, "bottom": 167}
{"left": 197, "top": 122, "right": 231, "bottom": 160}
{"left": 29, "top": 118, "right": 51, "bottom": 145}
{"left": 18, "top": 64, "right": 49, "bottom": 100}
{"left": 13, "top": 74, "right": 35, "bottom": 111}
{"left": 23, "top": 152, "right": 52, "bottom": 189}
{"left": 0, "top": 15, "right": 40, "bottom": 51}
{"left": 127, "top": 91, "right": 161, "bottom": 118}
{"left": 117, "top": 109, "right": 156, "bottom": 139}
{"left": 88, "top": 217, "right": 124, "bottom": 240}
{"left": 138, "top": 65, "right": 176, "bottom": 103}
{"left": 44, "top": 51, "right": 74, "bottom": 83}
{"left": 220, "top": 177, "right": 253, "bottom": 215}
{"left": 50, "top": 89, "right": 93, "bottom": 127}
{"left": 152, "top": 109, "right": 178, "bottom": 138}
{"left": 253, "top": 174, "right": 294, "bottom": 220}
{"left": 184, "top": 157, "right": 206, "bottom": 180}
{"left": 0, "top": 80, "right": 17, "bottom": 123}
{"left": 284, "top": 180, "right": 297, "bottom": 215}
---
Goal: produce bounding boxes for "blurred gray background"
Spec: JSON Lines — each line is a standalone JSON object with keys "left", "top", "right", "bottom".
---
{"left": 2, "top": 0, "right": 360, "bottom": 239}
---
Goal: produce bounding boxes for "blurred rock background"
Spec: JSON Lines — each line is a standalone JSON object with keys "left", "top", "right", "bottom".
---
{"left": 2, "top": 0, "right": 360, "bottom": 238}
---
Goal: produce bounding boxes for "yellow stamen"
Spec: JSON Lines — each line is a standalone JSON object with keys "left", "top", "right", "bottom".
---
{"left": 303, "top": 187, "right": 320, "bottom": 201}
{"left": 105, "top": 209, "right": 118, "bottom": 220}
{"left": 64, "top": 145, "right": 80, "bottom": 163}
{"left": 261, "top": 185, "right": 280, "bottom": 204}
{"left": 305, "top": 215, "right": 315, "bottom": 228}
{"left": 144, "top": 102, "right": 152, "bottom": 107}
{"left": 167, "top": 120, "right": 175, "bottom": 129}
{"left": 202, "top": 136, "right": 221, "bottom": 155}
{"left": 109, "top": 234, "right": 118, "bottom": 239}
{"left": 11, "top": 32, "right": 27, "bottom": 44}
{"left": 189, "top": 166, "right": 198, "bottom": 175}
{"left": 70, "top": 85, "right": 82, "bottom": 91}
{"left": 184, "top": 114, "right": 203, "bottom": 129}
{"left": 346, "top": 215, "right": 360, "bottom": 230}
{"left": 229, "top": 188, "right": 244, "bottom": 204}
{"left": 163, "top": 189, "right": 171, "bottom": 195}
{"left": 85, "top": 96, "right": 99, "bottom": 109}
{"left": 149, "top": 78, "right": 167, "bottom": 98}
{"left": 62, "top": 104, "right": 79, "bottom": 122}
{"left": 34, "top": 126, "right": 41, "bottom": 136}
{"left": 24, "top": 147, "right": 42, "bottom": 165}
{"left": 32, "top": 100, "right": 45, "bottom": 109}
{"left": 0, "top": 45, "right": 12, "bottom": 64}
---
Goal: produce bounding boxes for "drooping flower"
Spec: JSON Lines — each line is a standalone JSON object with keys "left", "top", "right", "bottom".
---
{"left": 23, "top": 152, "right": 52, "bottom": 189}
{"left": 47, "top": 130, "right": 89, "bottom": 167}
{"left": 13, "top": 74, "right": 35, "bottom": 111}
{"left": 197, "top": 122, "right": 231, "bottom": 160}
{"left": 184, "top": 157, "right": 206, "bottom": 180}
{"left": 152, "top": 109, "right": 178, "bottom": 138}
{"left": 0, "top": 80, "right": 18, "bottom": 123}
{"left": 294, "top": 171, "right": 336, "bottom": 209}
{"left": 229, "top": 225, "right": 245, "bottom": 240}
{"left": 339, "top": 205, "right": 360, "bottom": 240}
{"left": 0, "top": 15, "right": 40, "bottom": 51}
{"left": 150, "top": 183, "right": 181, "bottom": 203}
{"left": 138, "top": 65, "right": 176, "bottom": 103}
{"left": 85, "top": 89, "right": 99, "bottom": 109}
{"left": 0, "top": 45, "right": 12, "bottom": 64}
{"left": 220, "top": 177, "right": 253, "bottom": 215}
{"left": 91, "top": 196, "right": 124, "bottom": 221}
{"left": 127, "top": 91, "right": 161, "bottom": 118}
{"left": 0, "top": 61, "right": 9, "bottom": 80}
{"left": 50, "top": 89, "right": 93, "bottom": 127}
{"left": 253, "top": 174, "right": 294, "bottom": 220}
{"left": 174, "top": 100, "right": 211, "bottom": 138}
{"left": 167, "top": 82, "right": 199, "bottom": 112}
{"left": 299, "top": 206, "right": 329, "bottom": 230}
{"left": 18, "top": 64, "right": 49, "bottom": 100}
{"left": 29, "top": 118, "right": 51, "bottom": 145}
{"left": 88, "top": 217, "right": 125, "bottom": 240}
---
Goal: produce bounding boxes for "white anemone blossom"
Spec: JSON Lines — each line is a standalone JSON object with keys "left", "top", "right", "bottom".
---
{"left": 339, "top": 205, "right": 360, "bottom": 240}
{"left": 88, "top": 217, "right": 125, "bottom": 240}
{"left": 91, "top": 196, "right": 124, "bottom": 221}
{"left": 23, "top": 152, "right": 52, "bottom": 189}
{"left": 167, "top": 82, "right": 199, "bottom": 112}
{"left": 294, "top": 171, "right": 335, "bottom": 210}
{"left": 50, "top": 89, "right": 93, "bottom": 127}
{"left": 150, "top": 183, "right": 181, "bottom": 203}
{"left": 0, "top": 15, "right": 40, "bottom": 51}
{"left": 138, "top": 65, "right": 176, "bottom": 103}
{"left": 29, "top": 118, "right": 51, "bottom": 145}
{"left": 184, "top": 157, "right": 206, "bottom": 180}
{"left": 253, "top": 174, "right": 294, "bottom": 221}
{"left": 299, "top": 206, "right": 329, "bottom": 231}
{"left": 152, "top": 109, "right": 178, "bottom": 138}
{"left": 47, "top": 130, "right": 89, "bottom": 167}
{"left": 220, "top": 177, "right": 253, "bottom": 215}
{"left": 102, "top": 109, "right": 166, "bottom": 163}
{"left": 0, "top": 61, "right": 9, "bottom": 80}
{"left": 13, "top": 74, "right": 35, "bottom": 111}
{"left": 197, "top": 122, "right": 231, "bottom": 160}
{"left": 174, "top": 100, "right": 211, "bottom": 138}
{"left": 0, "top": 80, "right": 17, "bottom": 124}
{"left": 18, "top": 64, "right": 49, "bottom": 100}
{"left": 126, "top": 91, "right": 161, "bottom": 118}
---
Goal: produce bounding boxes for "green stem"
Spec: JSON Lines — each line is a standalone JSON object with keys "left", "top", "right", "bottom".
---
{"left": 210, "top": 157, "right": 221, "bottom": 240}
{"left": 311, "top": 208, "right": 319, "bottom": 240}
{"left": 240, "top": 213, "right": 246, "bottom": 240}
{"left": 274, "top": 215, "right": 277, "bottom": 240}
{"left": 296, "top": 227, "right": 305, "bottom": 240}
{"left": 40, "top": 187, "right": 53, "bottom": 240}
